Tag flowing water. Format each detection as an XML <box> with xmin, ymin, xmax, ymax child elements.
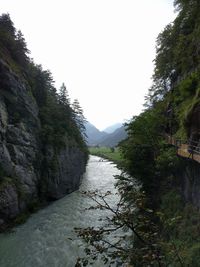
<box><xmin>0</xmin><ymin>156</ymin><xmax>121</xmax><ymax>267</ymax></box>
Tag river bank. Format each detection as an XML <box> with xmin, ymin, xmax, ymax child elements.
<box><xmin>0</xmin><ymin>156</ymin><xmax>121</xmax><ymax>267</ymax></box>
<box><xmin>89</xmin><ymin>146</ymin><xmax>124</xmax><ymax>167</ymax></box>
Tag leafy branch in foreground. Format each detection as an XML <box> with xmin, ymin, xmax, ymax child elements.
<box><xmin>74</xmin><ymin>175</ymin><xmax>185</xmax><ymax>267</ymax></box>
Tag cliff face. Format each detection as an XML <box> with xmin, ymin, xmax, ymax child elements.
<box><xmin>44</xmin><ymin>146</ymin><xmax>86</xmax><ymax>200</ymax></box>
<box><xmin>179</xmin><ymin>159</ymin><xmax>200</xmax><ymax>209</ymax></box>
<box><xmin>0</xmin><ymin>59</ymin><xmax>87</xmax><ymax>227</ymax></box>
<box><xmin>187</xmin><ymin>104</ymin><xmax>200</xmax><ymax>143</ymax></box>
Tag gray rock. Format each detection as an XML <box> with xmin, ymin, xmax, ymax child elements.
<box><xmin>0</xmin><ymin>184</ymin><xmax>19</xmax><ymax>219</ymax></box>
<box><xmin>0</xmin><ymin>59</ymin><xmax>87</xmax><ymax>228</ymax></box>
<box><xmin>181</xmin><ymin>160</ymin><xmax>200</xmax><ymax>208</ymax></box>
<box><xmin>46</xmin><ymin>146</ymin><xmax>86</xmax><ymax>199</ymax></box>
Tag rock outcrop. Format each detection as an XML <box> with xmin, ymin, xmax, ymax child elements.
<box><xmin>180</xmin><ymin>159</ymin><xmax>200</xmax><ymax>209</ymax></box>
<box><xmin>0</xmin><ymin>59</ymin><xmax>87</xmax><ymax>227</ymax></box>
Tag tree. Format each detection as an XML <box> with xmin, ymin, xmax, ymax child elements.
<box><xmin>75</xmin><ymin>185</ymin><xmax>184</xmax><ymax>267</ymax></box>
<box><xmin>72</xmin><ymin>99</ymin><xmax>87</xmax><ymax>138</ymax></box>
<box><xmin>58</xmin><ymin>83</ymin><xmax>70</xmax><ymax>106</ymax></box>
<box><xmin>0</xmin><ymin>13</ymin><xmax>17</xmax><ymax>58</ymax></box>
<box><xmin>0</xmin><ymin>13</ymin><xmax>15</xmax><ymax>36</ymax></box>
<box><xmin>14</xmin><ymin>30</ymin><xmax>29</xmax><ymax>65</ymax></box>
<box><xmin>75</xmin><ymin>2</ymin><xmax>200</xmax><ymax>265</ymax></box>
<box><xmin>29</xmin><ymin>64</ymin><xmax>56</xmax><ymax>107</ymax></box>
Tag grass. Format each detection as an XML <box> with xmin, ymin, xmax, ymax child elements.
<box><xmin>89</xmin><ymin>146</ymin><xmax>124</xmax><ymax>165</ymax></box>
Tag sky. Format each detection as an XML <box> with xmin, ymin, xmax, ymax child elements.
<box><xmin>0</xmin><ymin>0</ymin><xmax>176</xmax><ymax>130</ymax></box>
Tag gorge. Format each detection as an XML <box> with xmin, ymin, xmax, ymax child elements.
<box><xmin>0</xmin><ymin>14</ymin><xmax>88</xmax><ymax>229</ymax></box>
<box><xmin>1</xmin><ymin>1</ymin><xmax>200</xmax><ymax>265</ymax></box>
<box><xmin>0</xmin><ymin>156</ymin><xmax>120</xmax><ymax>267</ymax></box>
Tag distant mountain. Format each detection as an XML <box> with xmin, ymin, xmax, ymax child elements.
<box><xmin>85</xmin><ymin>122</ymin><xmax>108</xmax><ymax>146</ymax></box>
<box><xmin>97</xmin><ymin>125</ymin><xmax>127</xmax><ymax>147</ymax></box>
<box><xmin>85</xmin><ymin>122</ymin><xmax>127</xmax><ymax>147</ymax></box>
<box><xmin>103</xmin><ymin>123</ymin><xmax>123</xmax><ymax>134</ymax></box>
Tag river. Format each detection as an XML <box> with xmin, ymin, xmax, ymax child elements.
<box><xmin>0</xmin><ymin>156</ymin><xmax>121</xmax><ymax>267</ymax></box>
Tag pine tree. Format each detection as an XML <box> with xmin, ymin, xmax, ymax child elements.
<box><xmin>0</xmin><ymin>13</ymin><xmax>15</xmax><ymax>36</ymax></box>
<box><xmin>72</xmin><ymin>99</ymin><xmax>87</xmax><ymax>137</ymax></box>
<box><xmin>58</xmin><ymin>83</ymin><xmax>70</xmax><ymax>106</ymax></box>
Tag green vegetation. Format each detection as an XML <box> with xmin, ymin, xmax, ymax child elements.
<box><xmin>89</xmin><ymin>146</ymin><xmax>123</xmax><ymax>165</ymax></box>
<box><xmin>118</xmin><ymin>0</ymin><xmax>200</xmax><ymax>264</ymax></box>
<box><xmin>146</xmin><ymin>0</ymin><xmax>200</xmax><ymax>141</ymax></box>
<box><xmin>1</xmin><ymin>3</ymin><xmax>200</xmax><ymax>265</ymax></box>
<box><xmin>0</xmin><ymin>13</ymin><xmax>88</xmax><ymax>189</ymax></box>
<box><xmin>159</xmin><ymin>191</ymin><xmax>200</xmax><ymax>266</ymax></box>
<box><xmin>0</xmin><ymin>13</ymin><xmax>29</xmax><ymax>74</ymax></box>
<box><xmin>0</xmin><ymin>13</ymin><xmax>89</xmax><ymax>229</ymax></box>
<box><xmin>78</xmin><ymin>1</ymin><xmax>200</xmax><ymax>266</ymax></box>
<box><xmin>0</xmin><ymin>13</ymin><xmax>88</xmax><ymax>153</ymax></box>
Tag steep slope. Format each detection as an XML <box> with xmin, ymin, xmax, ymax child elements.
<box><xmin>85</xmin><ymin>122</ymin><xmax>108</xmax><ymax>145</ymax></box>
<box><xmin>98</xmin><ymin>125</ymin><xmax>127</xmax><ymax>147</ymax></box>
<box><xmin>0</xmin><ymin>14</ymin><xmax>88</xmax><ymax>228</ymax></box>
<box><xmin>103</xmin><ymin>123</ymin><xmax>123</xmax><ymax>134</ymax></box>
<box><xmin>118</xmin><ymin>2</ymin><xmax>200</xmax><ymax>265</ymax></box>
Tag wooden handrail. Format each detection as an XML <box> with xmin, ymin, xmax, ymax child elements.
<box><xmin>165</xmin><ymin>134</ymin><xmax>200</xmax><ymax>163</ymax></box>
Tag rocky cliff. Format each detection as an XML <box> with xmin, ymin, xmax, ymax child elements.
<box><xmin>0</xmin><ymin>54</ymin><xmax>87</xmax><ymax>228</ymax></box>
<box><xmin>178</xmin><ymin>159</ymin><xmax>200</xmax><ymax>209</ymax></box>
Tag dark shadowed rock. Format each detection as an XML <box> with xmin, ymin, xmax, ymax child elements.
<box><xmin>0</xmin><ymin>184</ymin><xmax>19</xmax><ymax>220</ymax></box>
<box><xmin>0</xmin><ymin>59</ymin><xmax>87</xmax><ymax>227</ymax></box>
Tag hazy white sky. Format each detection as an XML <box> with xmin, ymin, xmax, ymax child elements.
<box><xmin>1</xmin><ymin>0</ymin><xmax>176</xmax><ymax>130</ymax></box>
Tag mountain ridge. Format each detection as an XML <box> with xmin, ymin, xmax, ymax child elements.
<box><xmin>85</xmin><ymin>122</ymin><xmax>127</xmax><ymax>147</ymax></box>
<box><xmin>103</xmin><ymin>123</ymin><xmax>123</xmax><ymax>134</ymax></box>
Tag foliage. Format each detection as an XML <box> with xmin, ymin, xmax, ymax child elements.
<box><xmin>0</xmin><ymin>13</ymin><xmax>29</xmax><ymax>70</ymax></box>
<box><xmin>75</xmin><ymin>1</ymin><xmax>200</xmax><ymax>265</ymax></box>
<box><xmin>75</xmin><ymin>187</ymin><xmax>162</xmax><ymax>266</ymax></box>
<box><xmin>75</xmin><ymin>180</ymin><xmax>190</xmax><ymax>267</ymax></box>
<box><xmin>145</xmin><ymin>0</ymin><xmax>200</xmax><ymax>140</ymax></box>
<box><xmin>159</xmin><ymin>190</ymin><xmax>200</xmax><ymax>266</ymax></box>
<box><xmin>72</xmin><ymin>98</ymin><xmax>87</xmax><ymax>139</ymax></box>
<box><xmin>0</xmin><ymin>13</ymin><xmax>88</xmax><ymax>153</ymax></box>
<box><xmin>119</xmin><ymin>106</ymin><xmax>179</xmax><ymax>200</ymax></box>
<box><xmin>0</xmin><ymin>13</ymin><xmax>88</xmax><ymax>194</ymax></box>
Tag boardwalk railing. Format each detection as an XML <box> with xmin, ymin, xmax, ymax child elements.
<box><xmin>187</xmin><ymin>139</ymin><xmax>200</xmax><ymax>155</ymax></box>
<box><xmin>165</xmin><ymin>135</ymin><xmax>200</xmax><ymax>164</ymax></box>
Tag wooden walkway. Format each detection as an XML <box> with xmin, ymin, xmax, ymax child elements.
<box><xmin>166</xmin><ymin>135</ymin><xmax>200</xmax><ymax>164</ymax></box>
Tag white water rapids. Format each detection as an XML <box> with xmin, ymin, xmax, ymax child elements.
<box><xmin>0</xmin><ymin>156</ymin><xmax>121</xmax><ymax>267</ymax></box>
